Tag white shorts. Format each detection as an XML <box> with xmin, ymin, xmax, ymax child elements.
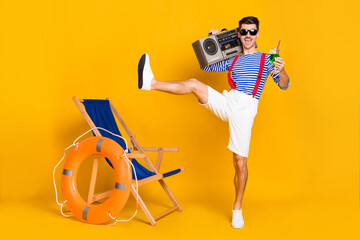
<box><xmin>200</xmin><ymin>86</ymin><xmax>259</xmax><ymax>157</ymax></box>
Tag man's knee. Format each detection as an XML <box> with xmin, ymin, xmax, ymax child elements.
<box><xmin>233</xmin><ymin>154</ymin><xmax>247</xmax><ymax>173</ymax></box>
<box><xmin>186</xmin><ymin>78</ymin><xmax>208</xmax><ymax>103</ymax></box>
<box><xmin>187</xmin><ymin>78</ymin><xmax>202</xmax><ymax>91</ymax></box>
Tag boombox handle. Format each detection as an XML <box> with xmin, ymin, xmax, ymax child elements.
<box><xmin>208</xmin><ymin>28</ymin><xmax>257</xmax><ymax>48</ymax></box>
<box><xmin>208</xmin><ymin>28</ymin><xmax>228</xmax><ymax>36</ymax></box>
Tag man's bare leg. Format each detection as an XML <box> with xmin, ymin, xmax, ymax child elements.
<box><xmin>233</xmin><ymin>153</ymin><xmax>248</xmax><ymax>209</ymax></box>
<box><xmin>232</xmin><ymin>153</ymin><xmax>247</xmax><ymax>228</ymax></box>
<box><xmin>151</xmin><ymin>78</ymin><xmax>209</xmax><ymax>104</ymax></box>
<box><xmin>138</xmin><ymin>53</ymin><xmax>208</xmax><ymax>104</ymax></box>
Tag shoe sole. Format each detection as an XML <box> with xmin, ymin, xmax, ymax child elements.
<box><xmin>138</xmin><ymin>54</ymin><xmax>146</xmax><ymax>89</ymax></box>
<box><xmin>232</xmin><ymin>224</ymin><xmax>244</xmax><ymax>229</ymax></box>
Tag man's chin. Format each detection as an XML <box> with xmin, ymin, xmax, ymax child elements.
<box><xmin>243</xmin><ymin>44</ymin><xmax>255</xmax><ymax>50</ymax></box>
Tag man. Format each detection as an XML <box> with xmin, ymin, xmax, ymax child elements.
<box><xmin>137</xmin><ymin>16</ymin><xmax>289</xmax><ymax>228</ymax></box>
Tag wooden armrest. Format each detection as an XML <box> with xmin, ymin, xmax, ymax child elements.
<box><xmin>136</xmin><ymin>147</ymin><xmax>179</xmax><ymax>152</ymax></box>
<box><xmin>126</xmin><ymin>153</ymin><xmax>146</xmax><ymax>159</ymax></box>
<box><xmin>134</xmin><ymin>174</ymin><xmax>163</xmax><ymax>187</ymax></box>
<box><xmin>162</xmin><ymin>147</ymin><xmax>178</xmax><ymax>152</ymax></box>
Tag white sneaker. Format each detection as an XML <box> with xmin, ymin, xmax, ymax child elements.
<box><xmin>138</xmin><ymin>53</ymin><xmax>154</xmax><ymax>90</ymax></box>
<box><xmin>231</xmin><ymin>209</ymin><xmax>245</xmax><ymax>229</ymax></box>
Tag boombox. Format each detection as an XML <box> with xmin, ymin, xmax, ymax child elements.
<box><xmin>192</xmin><ymin>28</ymin><xmax>257</xmax><ymax>68</ymax></box>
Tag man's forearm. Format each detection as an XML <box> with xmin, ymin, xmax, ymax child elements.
<box><xmin>279</xmin><ymin>69</ymin><xmax>289</xmax><ymax>87</ymax></box>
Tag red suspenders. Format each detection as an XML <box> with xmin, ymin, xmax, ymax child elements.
<box><xmin>252</xmin><ymin>53</ymin><xmax>266</xmax><ymax>97</ymax></box>
<box><xmin>227</xmin><ymin>55</ymin><xmax>239</xmax><ymax>89</ymax></box>
<box><xmin>227</xmin><ymin>53</ymin><xmax>266</xmax><ymax>98</ymax></box>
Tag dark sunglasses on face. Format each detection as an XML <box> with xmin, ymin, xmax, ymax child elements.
<box><xmin>239</xmin><ymin>29</ymin><xmax>258</xmax><ymax>36</ymax></box>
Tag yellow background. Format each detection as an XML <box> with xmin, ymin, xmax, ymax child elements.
<box><xmin>0</xmin><ymin>0</ymin><xmax>359</xmax><ymax>239</ymax></box>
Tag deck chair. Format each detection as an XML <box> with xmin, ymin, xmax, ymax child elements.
<box><xmin>72</xmin><ymin>96</ymin><xmax>184</xmax><ymax>225</ymax></box>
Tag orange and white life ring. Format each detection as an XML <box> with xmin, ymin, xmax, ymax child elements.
<box><xmin>61</xmin><ymin>136</ymin><xmax>132</xmax><ymax>224</ymax></box>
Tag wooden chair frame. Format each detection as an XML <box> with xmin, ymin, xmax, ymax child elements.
<box><xmin>72</xmin><ymin>96</ymin><xmax>184</xmax><ymax>225</ymax></box>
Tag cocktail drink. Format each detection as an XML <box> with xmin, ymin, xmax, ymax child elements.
<box><xmin>269</xmin><ymin>48</ymin><xmax>279</xmax><ymax>65</ymax></box>
<box><xmin>269</xmin><ymin>48</ymin><xmax>279</xmax><ymax>74</ymax></box>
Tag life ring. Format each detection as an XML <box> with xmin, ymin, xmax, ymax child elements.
<box><xmin>61</xmin><ymin>136</ymin><xmax>132</xmax><ymax>224</ymax></box>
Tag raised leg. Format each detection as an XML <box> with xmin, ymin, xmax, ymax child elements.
<box><xmin>151</xmin><ymin>78</ymin><xmax>209</xmax><ymax>104</ymax></box>
<box><xmin>138</xmin><ymin>54</ymin><xmax>209</xmax><ymax>104</ymax></box>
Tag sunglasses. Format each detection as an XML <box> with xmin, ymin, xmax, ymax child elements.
<box><xmin>239</xmin><ymin>29</ymin><xmax>258</xmax><ymax>36</ymax></box>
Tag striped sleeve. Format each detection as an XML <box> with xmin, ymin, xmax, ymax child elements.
<box><xmin>201</xmin><ymin>58</ymin><xmax>231</xmax><ymax>72</ymax></box>
<box><xmin>266</xmin><ymin>56</ymin><xmax>289</xmax><ymax>90</ymax></box>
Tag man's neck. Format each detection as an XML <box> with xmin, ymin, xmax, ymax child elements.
<box><xmin>243</xmin><ymin>47</ymin><xmax>258</xmax><ymax>55</ymax></box>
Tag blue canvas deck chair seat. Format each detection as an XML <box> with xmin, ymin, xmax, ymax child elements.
<box><xmin>73</xmin><ymin>97</ymin><xmax>184</xmax><ymax>226</ymax></box>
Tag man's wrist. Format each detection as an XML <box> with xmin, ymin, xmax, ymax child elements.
<box><xmin>279</xmin><ymin>80</ymin><xmax>288</xmax><ymax>87</ymax></box>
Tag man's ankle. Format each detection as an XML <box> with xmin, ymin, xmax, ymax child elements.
<box><xmin>150</xmin><ymin>78</ymin><xmax>156</xmax><ymax>89</ymax></box>
<box><xmin>233</xmin><ymin>204</ymin><xmax>242</xmax><ymax>210</ymax></box>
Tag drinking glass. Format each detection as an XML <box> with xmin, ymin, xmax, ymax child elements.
<box><xmin>269</xmin><ymin>48</ymin><xmax>280</xmax><ymax>73</ymax></box>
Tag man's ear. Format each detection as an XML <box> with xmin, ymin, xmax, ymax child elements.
<box><xmin>237</xmin><ymin>31</ymin><xmax>240</xmax><ymax>38</ymax></box>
